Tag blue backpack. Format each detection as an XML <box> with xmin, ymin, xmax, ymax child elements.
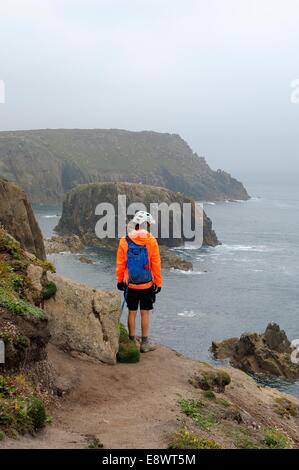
<box><xmin>126</xmin><ymin>236</ymin><xmax>152</xmax><ymax>285</ymax></box>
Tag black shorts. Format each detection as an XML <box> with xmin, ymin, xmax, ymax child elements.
<box><xmin>125</xmin><ymin>286</ymin><xmax>156</xmax><ymax>311</ymax></box>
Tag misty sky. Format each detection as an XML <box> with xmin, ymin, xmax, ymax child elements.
<box><xmin>0</xmin><ymin>0</ymin><xmax>299</xmax><ymax>175</ymax></box>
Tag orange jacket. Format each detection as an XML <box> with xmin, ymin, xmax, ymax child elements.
<box><xmin>116</xmin><ymin>229</ymin><xmax>162</xmax><ymax>289</ymax></box>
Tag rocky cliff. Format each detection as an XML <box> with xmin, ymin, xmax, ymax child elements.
<box><xmin>0</xmin><ymin>129</ymin><xmax>249</xmax><ymax>203</ymax></box>
<box><xmin>55</xmin><ymin>182</ymin><xmax>219</xmax><ymax>248</ymax></box>
<box><xmin>0</xmin><ymin>178</ymin><xmax>46</xmax><ymax>259</ymax></box>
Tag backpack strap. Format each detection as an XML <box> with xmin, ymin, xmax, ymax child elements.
<box><xmin>126</xmin><ymin>235</ymin><xmax>138</xmax><ymax>246</ymax></box>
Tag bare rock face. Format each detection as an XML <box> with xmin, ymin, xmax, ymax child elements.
<box><xmin>211</xmin><ymin>323</ymin><xmax>299</xmax><ymax>379</ymax></box>
<box><xmin>43</xmin><ymin>273</ymin><xmax>120</xmax><ymax>364</ymax></box>
<box><xmin>0</xmin><ymin>178</ymin><xmax>46</xmax><ymax>259</ymax></box>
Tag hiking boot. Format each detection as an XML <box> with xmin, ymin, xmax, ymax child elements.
<box><xmin>140</xmin><ymin>341</ymin><xmax>157</xmax><ymax>353</ymax></box>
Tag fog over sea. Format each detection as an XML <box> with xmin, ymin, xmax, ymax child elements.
<box><xmin>34</xmin><ymin>174</ymin><xmax>299</xmax><ymax>398</ymax></box>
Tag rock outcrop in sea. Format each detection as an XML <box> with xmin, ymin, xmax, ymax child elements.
<box><xmin>56</xmin><ymin>182</ymin><xmax>219</xmax><ymax>245</ymax></box>
<box><xmin>0</xmin><ymin>129</ymin><xmax>250</xmax><ymax>203</ymax></box>
<box><xmin>54</xmin><ymin>181</ymin><xmax>219</xmax><ymax>270</ymax></box>
<box><xmin>211</xmin><ymin>323</ymin><xmax>299</xmax><ymax>379</ymax></box>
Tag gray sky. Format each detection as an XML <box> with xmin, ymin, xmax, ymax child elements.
<box><xmin>0</xmin><ymin>0</ymin><xmax>299</xmax><ymax>175</ymax></box>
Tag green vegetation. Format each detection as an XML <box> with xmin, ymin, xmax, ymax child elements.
<box><xmin>262</xmin><ymin>428</ymin><xmax>292</xmax><ymax>449</ymax></box>
<box><xmin>179</xmin><ymin>399</ymin><xmax>216</xmax><ymax>431</ymax></box>
<box><xmin>117</xmin><ymin>323</ymin><xmax>140</xmax><ymax>364</ymax></box>
<box><xmin>169</xmin><ymin>428</ymin><xmax>221</xmax><ymax>449</ymax></box>
<box><xmin>42</xmin><ymin>281</ymin><xmax>57</xmax><ymax>300</ymax></box>
<box><xmin>33</xmin><ymin>258</ymin><xmax>56</xmax><ymax>273</ymax></box>
<box><xmin>215</xmin><ymin>420</ymin><xmax>293</xmax><ymax>449</ymax></box>
<box><xmin>0</xmin><ymin>288</ymin><xmax>45</xmax><ymax>319</ymax></box>
<box><xmin>203</xmin><ymin>390</ymin><xmax>216</xmax><ymax>400</ymax></box>
<box><xmin>14</xmin><ymin>335</ymin><xmax>31</xmax><ymax>351</ymax></box>
<box><xmin>0</xmin><ymin>375</ymin><xmax>47</xmax><ymax>438</ymax></box>
<box><xmin>0</xmin><ymin>237</ymin><xmax>21</xmax><ymax>259</ymax></box>
<box><xmin>0</xmin><ymin>261</ymin><xmax>24</xmax><ymax>293</ymax></box>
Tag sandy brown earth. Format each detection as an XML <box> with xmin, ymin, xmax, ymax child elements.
<box><xmin>1</xmin><ymin>344</ymin><xmax>299</xmax><ymax>449</ymax></box>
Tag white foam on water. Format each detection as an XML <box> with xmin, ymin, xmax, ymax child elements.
<box><xmin>41</xmin><ymin>214</ymin><xmax>60</xmax><ymax>218</ymax></box>
<box><xmin>170</xmin><ymin>268</ymin><xmax>205</xmax><ymax>275</ymax></box>
<box><xmin>177</xmin><ymin>310</ymin><xmax>196</xmax><ymax>317</ymax></box>
<box><xmin>215</xmin><ymin>244</ymin><xmax>277</xmax><ymax>253</ymax></box>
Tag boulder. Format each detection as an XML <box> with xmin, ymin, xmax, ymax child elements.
<box><xmin>211</xmin><ymin>323</ymin><xmax>299</xmax><ymax>379</ymax></box>
<box><xmin>189</xmin><ymin>365</ymin><xmax>231</xmax><ymax>393</ymax></box>
<box><xmin>43</xmin><ymin>273</ymin><xmax>120</xmax><ymax>364</ymax></box>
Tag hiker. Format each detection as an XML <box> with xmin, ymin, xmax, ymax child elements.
<box><xmin>116</xmin><ymin>211</ymin><xmax>162</xmax><ymax>353</ymax></box>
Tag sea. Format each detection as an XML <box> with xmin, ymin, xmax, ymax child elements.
<box><xmin>34</xmin><ymin>174</ymin><xmax>299</xmax><ymax>398</ymax></box>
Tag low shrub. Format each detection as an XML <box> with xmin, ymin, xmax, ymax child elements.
<box><xmin>169</xmin><ymin>427</ymin><xmax>221</xmax><ymax>449</ymax></box>
<box><xmin>42</xmin><ymin>281</ymin><xmax>57</xmax><ymax>300</ymax></box>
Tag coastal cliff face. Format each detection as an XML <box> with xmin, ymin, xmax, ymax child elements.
<box><xmin>0</xmin><ymin>178</ymin><xmax>46</xmax><ymax>259</ymax></box>
<box><xmin>55</xmin><ymin>182</ymin><xmax>219</xmax><ymax>248</ymax></box>
<box><xmin>0</xmin><ymin>129</ymin><xmax>249</xmax><ymax>203</ymax></box>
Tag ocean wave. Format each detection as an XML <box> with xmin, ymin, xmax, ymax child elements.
<box><xmin>171</xmin><ymin>244</ymin><xmax>202</xmax><ymax>251</ymax></box>
<box><xmin>214</xmin><ymin>244</ymin><xmax>277</xmax><ymax>253</ymax></box>
<box><xmin>170</xmin><ymin>268</ymin><xmax>205</xmax><ymax>275</ymax></box>
<box><xmin>41</xmin><ymin>214</ymin><xmax>60</xmax><ymax>219</ymax></box>
<box><xmin>177</xmin><ymin>310</ymin><xmax>196</xmax><ymax>317</ymax></box>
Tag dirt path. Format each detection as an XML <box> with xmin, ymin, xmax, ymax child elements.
<box><xmin>1</xmin><ymin>344</ymin><xmax>299</xmax><ymax>449</ymax></box>
<box><xmin>1</xmin><ymin>345</ymin><xmax>196</xmax><ymax>449</ymax></box>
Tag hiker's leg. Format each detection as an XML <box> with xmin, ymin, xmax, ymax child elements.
<box><xmin>140</xmin><ymin>310</ymin><xmax>156</xmax><ymax>352</ymax></box>
<box><xmin>140</xmin><ymin>310</ymin><xmax>150</xmax><ymax>337</ymax></box>
<box><xmin>128</xmin><ymin>310</ymin><xmax>137</xmax><ymax>338</ymax></box>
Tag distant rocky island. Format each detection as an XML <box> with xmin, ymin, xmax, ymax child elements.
<box><xmin>0</xmin><ymin>129</ymin><xmax>249</xmax><ymax>203</ymax></box>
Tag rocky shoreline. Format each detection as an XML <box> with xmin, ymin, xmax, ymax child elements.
<box><xmin>44</xmin><ymin>234</ymin><xmax>193</xmax><ymax>271</ymax></box>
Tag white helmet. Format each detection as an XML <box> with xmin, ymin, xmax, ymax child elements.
<box><xmin>132</xmin><ymin>210</ymin><xmax>156</xmax><ymax>226</ymax></box>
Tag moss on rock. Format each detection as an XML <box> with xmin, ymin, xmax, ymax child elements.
<box><xmin>117</xmin><ymin>323</ymin><xmax>140</xmax><ymax>364</ymax></box>
<box><xmin>190</xmin><ymin>368</ymin><xmax>231</xmax><ymax>393</ymax></box>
